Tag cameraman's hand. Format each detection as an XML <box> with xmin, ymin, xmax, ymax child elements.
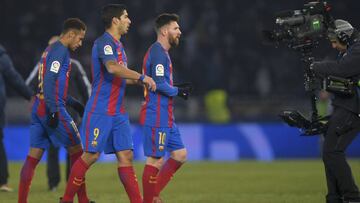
<box><xmin>47</xmin><ymin>112</ymin><xmax>59</xmax><ymax>129</ymax></box>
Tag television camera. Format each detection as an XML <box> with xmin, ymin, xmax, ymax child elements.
<box><xmin>263</xmin><ymin>1</ymin><xmax>336</xmax><ymax>136</ymax></box>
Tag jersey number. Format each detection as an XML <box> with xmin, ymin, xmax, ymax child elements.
<box><xmin>94</xmin><ymin>128</ymin><xmax>100</xmax><ymax>140</ymax></box>
<box><xmin>158</xmin><ymin>132</ymin><xmax>166</xmax><ymax>145</ymax></box>
<box><xmin>38</xmin><ymin>63</ymin><xmax>45</xmax><ymax>94</ymax></box>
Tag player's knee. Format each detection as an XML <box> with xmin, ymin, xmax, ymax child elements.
<box><xmin>82</xmin><ymin>152</ymin><xmax>100</xmax><ymax>165</ymax></box>
<box><xmin>171</xmin><ymin>149</ymin><xmax>187</xmax><ymax>163</ymax></box>
<box><xmin>146</xmin><ymin>157</ymin><xmax>164</xmax><ymax>168</ymax></box>
<box><xmin>117</xmin><ymin>150</ymin><xmax>134</xmax><ymax>164</ymax></box>
<box><xmin>29</xmin><ymin>148</ymin><xmax>44</xmax><ymax>159</ymax></box>
<box><xmin>67</xmin><ymin>144</ymin><xmax>83</xmax><ymax>155</ymax></box>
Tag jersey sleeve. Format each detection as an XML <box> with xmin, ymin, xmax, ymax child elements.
<box><xmin>150</xmin><ymin>47</ymin><xmax>178</xmax><ymax>97</ymax></box>
<box><xmin>43</xmin><ymin>48</ymin><xmax>64</xmax><ymax>113</ymax></box>
<box><xmin>97</xmin><ymin>39</ymin><xmax>117</xmax><ymax>66</ymax></box>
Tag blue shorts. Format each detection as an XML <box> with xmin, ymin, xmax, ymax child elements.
<box><xmin>30</xmin><ymin>108</ymin><xmax>81</xmax><ymax>149</ymax></box>
<box><xmin>143</xmin><ymin>123</ymin><xmax>185</xmax><ymax>157</ymax></box>
<box><xmin>81</xmin><ymin>111</ymin><xmax>133</xmax><ymax>154</ymax></box>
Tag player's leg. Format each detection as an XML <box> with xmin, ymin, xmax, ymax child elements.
<box><xmin>47</xmin><ymin>144</ymin><xmax>60</xmax><ymax>191</ymax></box>
<box><xmin>154</xmin><ymin>124</ymin><xmax>186</xmax><ymax>197</ymax></box>
<box><xmin>18</xmin><ymin>147</ymin><xmax>44</xmax><ymax>203</ymax></box>
<box><xmin>67</xmin><ymin>144</ymin><xmax>92</xmax><ymax>203</ymax></box>
<box><xmin>143</xmin><ymin>156</ymin><xmax>163</xmax><ymax>203</ymax></box>
<box><xmin>57</xmin><ymin>111</ymin><xmax>88</xmax><ymax>203</ymax></box>
<box><xmin>110</xmin><ymin>115</ymin><xmax>142</xmax><ymax>203</ymax></box>
<box><xmin>18</xmin><ymin>114</ymin><xmax>48</xmax><ymax>203</ymax></box>
<box><xmin>61</xmin><ymin>151</ymin><xmax>99</xmax><ymax>203</ymax></box>
<box><xmin>141</xmin><ymin>126</ymin><xmax>170</xmax><ymax>203</ymax></box>
<box><xmin>155</xmin><ymin>148</ymin><xmax>186</xmax><ymax>193</ymax></box>
<box><xmin>61</xmin><ymin>112</ymin><xmax>110</xmax><ymax>202</ymax></box>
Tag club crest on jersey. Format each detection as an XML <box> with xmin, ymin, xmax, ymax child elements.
<box><xmin>91</xmin><ymin>140</ymin><xmax>98</xmax><ymax>147</ymax></box>
<box><xmin>104</xmin><ymin>45</ymin><xmax>113</xmax><ymax>55</ymax></box>
<box><xmin>155</xmin><ymin>64</ymin><xmax>164</xmax><ymax>76</ymax></box>
<box><xmin>50</xmin><ymin>61</ymin><xmax>60</xmax><ymax>73</ymax></box>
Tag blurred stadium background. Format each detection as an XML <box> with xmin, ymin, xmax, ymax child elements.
<box><xmin>0</xmin><ymin>0</ymin><xmax>360</xmax><ymax>202</ymax></box>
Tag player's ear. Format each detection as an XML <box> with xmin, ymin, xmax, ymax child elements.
<box><xmin>112</xmin><ymin>17</ymin><xmax>119</xmax><ymax>26</ymax></box>
<box><xmin>160</xmin><ymin>27</ymin><xmax>167</xmax><ymax>36</ymax></box>
<box><xmin>67</xmin><ymin>30</ymin><xmax>76</xmax><ymax>39</ymax></box>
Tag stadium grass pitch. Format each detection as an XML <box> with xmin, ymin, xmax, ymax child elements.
<box><xmin>1</xmin><ymin>160</ymin><xmax>359</xmax><ymax>203</ymax></box>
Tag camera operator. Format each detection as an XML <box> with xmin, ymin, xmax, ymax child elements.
<box><xmin>311</xmin><ymin>19</ymin><xmax>360</xmax><ymax>203</ymax></box>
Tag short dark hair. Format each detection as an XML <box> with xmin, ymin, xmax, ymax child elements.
<box><xmin>62</xmin><ymin>18</ymin><xmax>86</xmax><ymax>34</ymax></box>
<box><xmin>155</xmin><ymin>13</ymin><xmax>179</xmax><ymax>32</ymax></box>
<box><xmin>101</xmin><ymin>4</ymin><xmax>127</xmax><ymax>29</ymax></box>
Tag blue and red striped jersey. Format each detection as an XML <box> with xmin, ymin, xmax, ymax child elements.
<box><xmin>33</xmin><ymin>41</ymin><xmax>71</xmax><ymax>116</ymax></box>
<box><xmin>85</xmin><ymin>32</ymin><xmax>128</xmax><ymax>115</ymax></box>
<box><xmin>140</xmin><ymin>42</ymin><xmax>179</xmax><ymax>128</ymax></box>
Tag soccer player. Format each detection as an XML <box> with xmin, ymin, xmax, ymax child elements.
<box><xmin>26</xmin><ymin>35</ymin><xmax>91</xmax><ymax>191</ymax></box>
<box><xmin>60</xmin><ymin>4</ymin><xmax>156</xmax><ymax>203</ymax></box>
<box><xmin>17</xmin><ymin>18</ymin><xmax>92</xmax><ymax>203</ymax></box>
<box><xmin>139</xmin><ymin>13</ymin><xmax>192</xmax><ymax>203</ymax></box>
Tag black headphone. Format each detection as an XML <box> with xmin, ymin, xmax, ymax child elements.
<box><xmin>337</xmin><ymin>31</ymin><xmax>351</xmax><ymax>45</ymax></box>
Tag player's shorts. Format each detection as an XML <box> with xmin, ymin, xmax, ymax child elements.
<box><xmin>30</xmin><ymin>107</ymin><xmax>81</xmax><ymax>149</ymax></box>
<box><xmin>143</xmin><ymin>123</ymin><xmax>185</xmax><ymax>157</ymax></box>
<box><xmin>81</xmin><ymin>111</ymin><xmax>133</xmax><ymax>154</ymax></box>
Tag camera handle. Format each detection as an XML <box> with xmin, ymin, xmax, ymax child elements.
<box><xmin>297</xmin><ymin>43</ymin><xmax>319</xmax><ymax>123</ymax></box>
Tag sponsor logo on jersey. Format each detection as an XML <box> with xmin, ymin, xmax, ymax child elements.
<box><xmin>50</xmin><ymin>61</ymin><xmax>60</xmax><ymax>73</ymax></box>
<box><xmin>155</xmin><ymin>64</ymin><xmax>164</xmax><ymax>76</ymax></box>
<box><xmin>104</xmin><ymin>45</ymin><xmax>113</xmax><ymax>55</ymax></box>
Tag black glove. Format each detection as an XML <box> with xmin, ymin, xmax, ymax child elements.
<box><xmin>175</xmin><ymin>82</ymin><xmax>194</xmax><ymax>100</ymax></box>
<box><xmin>47</xmin><ymin>112</ymin><xmax>59</xmax><ymax>129</ymax></box>
<box><xmin>177</xmin><ymin>86</ymin><xmax>192</xmax><ymax>100</ymax></box>
<box><xmin>67</xmin><ymin>96</ymin><xmax>85</xmax><ymax>117</ymax></box>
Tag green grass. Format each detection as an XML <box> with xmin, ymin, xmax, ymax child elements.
<box><xmin>2</xmin><ymin>160</ymin><xmax>360</xmax><ymax>203</ymax></box>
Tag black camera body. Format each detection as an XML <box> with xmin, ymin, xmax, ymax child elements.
<box><xmin>264</xmin><ymin>1</ymin><xmax>334</xmax><ymax>47</ymax></box>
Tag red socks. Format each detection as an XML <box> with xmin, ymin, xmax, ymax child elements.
<box><xmin>118</xmin><ymin>166</ymin><xmax>142</xmax><ymax>203</ymax></box>
<box><xmin>62</xmin><ymin>157</ymin><xmax>89</xmax><ymax>202</ymax></box>
<box><xmin>18</xmin><ymin>156</ymin><xmax>40</xmax><ymax>203</ymax></box>
<box><xmin>70</xmin><ymin>151</ymin><xmax>89</xmax><ymax>203</ymax></box>
<box><xmin>142</xmin><ymin>165</ymin><xmax>159</xmax><ymax>203</ymax></box>
<box><xmin>154</xmin><ymin>158</ymin><xmax>182</xmax><ymax>196</ymax></box>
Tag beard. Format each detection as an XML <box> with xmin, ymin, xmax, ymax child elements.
<box><xmin>169</xmin><ymin>35</ymin><xmax>179</xmax><ymax>47</ymax></box>
<box><xmin>119</xmin><ymin>25</ymin><xmax>128</xmax><ymax>35</ymax></box>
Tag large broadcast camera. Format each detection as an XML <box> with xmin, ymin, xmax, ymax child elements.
<box><xmin>264</xmin><ymin>1</ymin><xmax>333</xmax><ymax>48</ymax></box>
<box><xmin>264</xmin><ymin>1</ymin><xmax>335</xmax><ymax>136</ymax></box>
